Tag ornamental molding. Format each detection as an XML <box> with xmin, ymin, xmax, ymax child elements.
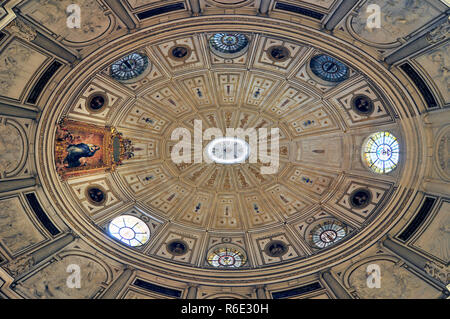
<box><xmin>426</xmin><ymin>17</ymin><xmax>450</xmax><ymax>44</ymax></box>
<box><xmin>4</xmin><ymin>17</ymin><xmax>37</xmax><ymax>42</ymax></box>
<box><xmin>424</xmin><ymin>261</ymin><xmax>450</xmax><ymax>285</ymax></box>
<box><xmin>4</xmin><ymin>254</ymin><xmax>35</xmax><ymax>278</ymax></box>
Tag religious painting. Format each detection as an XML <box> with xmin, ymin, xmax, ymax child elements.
<box><xmin>55</xmin><ymin>120</ymin><xmax>134</xmax><ymax>179</ymax></box>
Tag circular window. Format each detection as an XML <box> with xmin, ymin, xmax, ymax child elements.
<box><xmin>207</xmin><ymin>245</ymin><xmax>247</xmax><ymax>268</ymax></box>
<box><xmin>264</xmin><ymin>240</ymin><xmax>288</xmax><ymax>257</ymax></box>
<box><xmin>363</xmin><ymin>131</ymin><xmax>399</xmax><ymax>174</ymax></box>
<box><xmin>206</xmin><ymin>137</ymin><xmax>250</xmax><ymax>164</ymax></box>
<box><xmin>309</xmin><ymin>54</ymin><xmax>349</xmax><ymax>83</ymax></box>
<box><xmin>87</xmin><ymin>93</ymin><xmax>107</xmax><ymax>113</ymax></box>
<box><xmin>166</xmin><ymin>239</ymin><xmax>188</xmax><ymax>256</ymax></box>
<box><xmin>108</xmin><ymin>215</ymin><xmax>150</xmax><ymax>247</ymax></box>
<box><xmin>310</xmin><ymin>220</ymin><xmax>347</xmax><ymax>249</ymax></box>
<box><xmin>351</xmin><ymin>95</ymin><xmax>374</xmax><ymax>116</ymax></box>
<box><xmin>110</xmin><ymin>52</ymin><xmax>149</xmax><ymax>82</ymax></box>
<box><xmin>349</xmin><ymin>188</ymin><xmax>372</xmax><ymax>209</ymax></box>
<box><xmin>86</xmin><ymin>185</ymin><xmax>106</xmax><ymax>205</ymax></box>
<box><xmin>209</xmin><ymin>33</ymin><xmax>249</xmax><ymax>58</ymax></box>
<box><xmin>267</xmin><ymin>45</ymin><xmax>290</xmax><ymax>62</ymax></box>
<box><xmin>170</xmin><ymin>45</ymin><xmax>192</xmax><ymax>60</ymax></box>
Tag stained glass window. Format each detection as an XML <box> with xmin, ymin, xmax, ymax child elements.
<box><xmin>209</xmin><ymin>33</ymin><xmax>249</xmax><ymax>56</ymax></box>
<box><xmin>309</xmin><ymin>54</ymin><xmax>349</xmax><ymax>83</ymax></box>
<box><xmin>311</xmin><ymin>220</ymin><xmax>347</xmax><ymax>249</ymax></box>
<box><xmin>363</xmin><ymin>131</ymin><xmax>399</xmax><ymax>174</ymax></box>
<box><xmin>108</xmin><ymin>215</ymin><xmax>150</xmax><ymax>247</ymax></box>
<box><xmin>110</xmin><ymin>52</ymin><xmax>149</xmax><ymax>82</ymax></box>
<box><xmin>207</xmin><ymin>245</ymin><xmax>247</xmax><ymax>268</ymax></box>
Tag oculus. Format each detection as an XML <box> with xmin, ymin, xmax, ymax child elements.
<box><xmin>170</xmin><ymin>45</ymin><xmax>192</xmax><ymax>60</ymax></box>
<box><xmin>166</xmin><ymin>239</ymin><xmax>188</xmax><ymax>256</ymax></box>
<box><xmin>87</xmin><ymin>94</ymin><xmax>106</xmax><ymax>112</ymax></box>
<box><xmin>207</xmin><ymin>244</ymin><xmax>247</xmax><ymax>268</ymax></box>
<box><xmin>363</xmin><ymin>131</ymin><xmax>399</xmax><ymax>174</ymax></box>
<box><xmin>351</xmin><ymin>95</ymin><xmax>374</xmax><ymax>116</ymax></box>
<box><xmin>108</xmin><ymin>215</ymin><xmax>150</xmax><ymax>247</ymax></box>
<box><xmin>110</xmin><ymin>52</ymin><xmax>149</xmax><ymax>82</ymax></box>
<box><xmin>264</xmin><ymin>240</ymin><xmax>288</xmax><ymax>257</ymax></box>
<box><xmin>206</xmin><ymin>137</ymin><xmax>250</xmax><ymax>164</ymax></box>
<box><xmin>309</xmin><ymin>220</ymin><xmax>347</xmax><ymax>249</ymax></box>
<box><xmin>309</xmin><ymin>54</ymin><xmax>349</xmax><ymax>83</ymax></box>
<box><xmin>267</xmin><ymin>45</ymin><xmax>290</xmax><ymax>62</ymax></box>
<box><xmin>349</xmin><ymin>188</ymin><xmax>372</xmax><ymax>209</ymax></box>
<box><xmin>86</xmin><ymin>185</ymin><xmax>106</xmax><ymax>205</ymax></box>
<box><xmin>209</xmin><ymin>33</ymin><xmax>249</xmax><ymax>58</ymax></box>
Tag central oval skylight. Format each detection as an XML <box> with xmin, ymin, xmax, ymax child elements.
<box><xmin>206</xmin><ymin>137</ymin><xmax>250</xmax><ymax>164</ymax></box>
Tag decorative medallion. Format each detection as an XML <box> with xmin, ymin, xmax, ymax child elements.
<box><xmin>267</xmin><ymin>45</ymin><xmax>290</xmax><ymax>62</ymax></box>
<box><xmin>264</xmin><ymin>240</ymin><xmax>288</xmax><ymax>257</ymax></box>
<box><xmin>87</xmin><ymin>93</ymin><xmax>107</xmax><ymax>113</ymax></box>
<box><xmin>351</xmin><ymin>94</ymin><xmax>374</xmax><ymax>116</ymax></box>
<box><xmin>169</xmin><ymin>45</ymin><xmax>192</xmax><ymax>60</ymax></box>
<box><xmin>349</xmin><ymin>188</ymin><xmax>372</xmax><ymax>209</ymax></box>
<box><xmin>86</xmin><ymin>185</ymin><xmax>107</xmax><ymax>205</ymax></box>
<box><xmin>167</xmin><ymin>239</ymin><xmax>189</xmax><ymax>256</ymax></box>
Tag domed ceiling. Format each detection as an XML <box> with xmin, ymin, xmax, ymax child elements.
<box><xmin>42</xmin><ymin>27</ymin><xmax>407</xmax><ymax>272</ymax></box>
<box><xmin>0</xmin><ymin>0</ymin><xmax>449</xmax><ymax>299</ymax></box>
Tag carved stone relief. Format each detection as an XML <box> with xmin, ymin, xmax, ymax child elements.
<box><xmin>0</xmin><ymin>119</ymin><xmax>25</xmax><ymax>178</ymax></box>
<box><xmin>0</xmin><ymin>40</ymin><xmax>47</xmax><ymax>99</ymax></box>
<box><xmin>413</xmin><ymin>200</ymin><xmax>450</xmax><ymax>264</ymax></box>
<box><xmin>351</xmin><ymin>0</ymin><xmax>441</xmax><ymax>46</ymax></box>
<box><xmin>19</xmin><ymin>0</ymin><xmax>112</xmax><ymax>45</ymax></box>
<box><xmin>414</xmin><ymin>41</ymin><xmax>450</xmax><ymax>104</ymax></box>
<box><xmin>348</xmin><ymin>259</ymin><xmax>441</xmax><ymax>299</ymax></box>
<box><xmin>0</xmin><ymin>197</ymin><xmax>45</xmax><ymax>255</ymax></box>
<box><xmin>14</xmin><ymin>253</ymin><xmax>109</xmax><ymax>298</ymax></box>
<box><xmin>435</xmin><ymin>127</ymin><xmax>450</xmax><ymax>181</ymax></box>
